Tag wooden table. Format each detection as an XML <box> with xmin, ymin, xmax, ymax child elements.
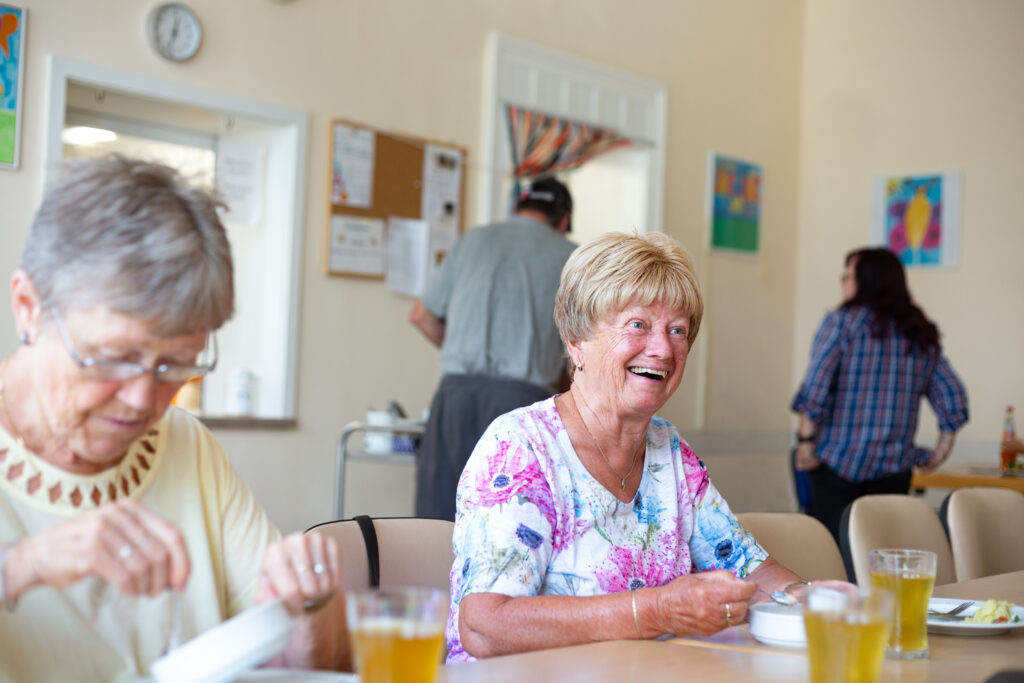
<box><xmin>438</xmin><ymin>571</ymin><xmax>1024</xmax><ymax>682</ymax></box>
<box><xmin>912</xmin><ymin>465</ymin><xmax>1024</xmax><ymax>494</ymax></box>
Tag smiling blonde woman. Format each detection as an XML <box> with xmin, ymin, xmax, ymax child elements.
<box><xmin>447</xmin><ymin>231</ymin><xmax>805</xmax><ymax>662</ymax></box>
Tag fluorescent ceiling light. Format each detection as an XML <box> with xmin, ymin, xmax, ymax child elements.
<box><xmin>62</xmin><ymin>126</ymin><xmax>118</xmax><ymax>145</ymax></box>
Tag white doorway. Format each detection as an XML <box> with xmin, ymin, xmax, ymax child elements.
<box><xmin>564</xmin><ymin>145</ymin><xmax>653</xmax><ymax>245</ymax></box>
<box><xmin>479</xmin><ymin>34</ymin><xmax>666</xmax><ymax>240</ymax></box>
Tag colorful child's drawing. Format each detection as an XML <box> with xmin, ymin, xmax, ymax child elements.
<box><xmin>870</xmin><ymin>172</ymin><xmax>962</xmax><ymax>268</ymax></box>
<box><xmin>0</xmin><ymin>3</ymin><xmax>25</xmax><ymax>168</ymax></box>
<box><xmin>709</xmin><ymin>154</ymin><xmax>761</xmax><ymax>254</ymax></box>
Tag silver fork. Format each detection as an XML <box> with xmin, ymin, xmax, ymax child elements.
<box><xmin>928</xmin><ymin>600</ymin><xmax>972</xmax><ymax>617</ymax></box>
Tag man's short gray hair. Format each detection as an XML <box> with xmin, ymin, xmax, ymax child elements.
<box><xmin>554</xmin><ymin>231</ymin><xmax>703</xmax><ymax>347</ymax></box>
<box><xmin>22</xmin><ymin>155</ymin><xmax>234</xmax><ymax>336</ymax></box>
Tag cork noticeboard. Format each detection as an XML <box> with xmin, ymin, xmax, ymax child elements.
<box><xmin>324</xmin><ymin>118</ymin><xmax>467</xmax><ymax>279</ymax></box>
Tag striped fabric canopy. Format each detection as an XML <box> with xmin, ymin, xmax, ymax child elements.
<box><xmin>506</xmin><ymin>105</ymin><xmax>630</xmax><ymax>203</ymax></box>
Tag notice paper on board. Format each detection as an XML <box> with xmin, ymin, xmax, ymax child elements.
<box><xmin>329</xmin><ymin>216</ymin><xmax>385</xmax><ymax>276</ymax></box>
<box><xmin>331</xmin><ymin>123</ymin><xmax>375</xmax><ymax>208</ymax></box>
<box><xmin>386</xmin><ymin>217</ymin><xmax>430</xmax><ymax>297</ymax></box>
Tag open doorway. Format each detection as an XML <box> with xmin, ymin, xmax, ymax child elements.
<box><xmin>480</xmin><ymin>34</ymin><xmax>666</xmax><ymax>241</ymax></box>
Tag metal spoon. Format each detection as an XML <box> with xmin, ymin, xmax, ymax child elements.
<box><xmin>760</xmin><ymin>589</ymin><xmax>798</xmax><ymax>607</ymax></box>
<box><xmin>161</xmin><ymin>592</ymin><xmax>182</xmax><ymax>657</ymax></box>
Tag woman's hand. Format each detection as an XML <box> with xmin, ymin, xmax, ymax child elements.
<box><xmin>645</xmin><ymin>570</ymin><xmax>758</xmax><ymax>637</ymax></box>
<box><xmin>257</xmin><ymin>531</ymin><xmax>342</xmax><ymax>616</ymax></box>
<box><xmin>6</xmin><ymin>500</ymin><xmax>190</xmax><ymax>600</ymax></box>
<box><xmin>794</xmin><ymin>442</ymin><xmax>821</xmax><ymax>471</ymax></box>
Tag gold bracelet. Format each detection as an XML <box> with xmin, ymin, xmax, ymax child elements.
<box><xmin>631</xmin><ymin>589</ymin><xmax>643</xmax><ymax>639</ymax></box>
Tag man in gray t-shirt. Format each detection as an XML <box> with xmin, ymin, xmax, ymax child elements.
<box><xmin>409</xmin><ymin>177</ymin><xmax>578</xmax><ymax>520</ymax></box>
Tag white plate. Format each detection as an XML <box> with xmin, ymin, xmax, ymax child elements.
<box><xmin>749</xmin><ymin>602</ymin><xmax>807</xmax><ymax>648</ymax></box>
<box><xmin>150</xmin><ymin>599</ymin><xmax>295</xmax><ymax>683</ymax></box>
<box><xmin>927</xmin><ymin>598</ymin><xmax>1024</xmax><ymax>636</ymax></box>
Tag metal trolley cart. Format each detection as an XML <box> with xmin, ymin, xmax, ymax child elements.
<box><xmin>334</xmin><ymin>420</ymin><xmax>424</xmax><ymax>520</ymax></box>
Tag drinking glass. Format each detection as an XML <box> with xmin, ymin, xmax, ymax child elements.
<box><xmin>802</xmin><ymin>583</ymin><xmax>893</xmax><ymax>683</ymax></box>
<box><xmin>345</xmin><ymin>587</ymin><xmax>448</xmax><ymax>683</ymax></box>
<box><xmin>867</xmin><ymin>549</ymin><xmax>936</xmax><ymax>659</ymax></box>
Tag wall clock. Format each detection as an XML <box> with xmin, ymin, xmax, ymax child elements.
<box><xmin>147</xmin><ymin>3</ymin><xmax>203</xmax><ymax>62</ymax></box>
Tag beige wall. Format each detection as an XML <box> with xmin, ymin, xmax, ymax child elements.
<box><xmin>1</xmin><ymin>0</ymin><xmax>805</xmax><ymax>531</ymax></box>
<box><xmin>5</xmin><ymin>1</ymin><xmax>1019</xmax><ymax>532</ymax></box>
<box><xmin>796</xmin><ymin>0</ymin><xmax>1024</xmax><ymax>464</ymax></box>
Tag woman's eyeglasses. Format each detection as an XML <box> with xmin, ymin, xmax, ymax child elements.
<box><xmin>50</xmin><ymin>307</ymin><xmax>217</xmax><ymax>383</ymax></box>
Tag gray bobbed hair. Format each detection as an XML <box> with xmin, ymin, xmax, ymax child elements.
<box><xmin>21</xmin><ymin>155</ymin><xmax>234</xmax><ymax>336</ymax></box>
<box><xmin>554</xmin><ymin>231</ymin><xmax>703</xmax><ymax>347</ymax></box>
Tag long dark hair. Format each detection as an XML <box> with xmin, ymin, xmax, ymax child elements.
<box><xmin>841</xmin><ymin>247</ymin><xmax>939</xmax><ymax>353</ymax></box>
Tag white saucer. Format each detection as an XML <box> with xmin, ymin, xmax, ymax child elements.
<box><xmin>749</xmin><ymin>602</ymin><xmax>807</xmax><ymax>648</ymax></box>
<box><xmin>150</xmin><ymin>599</ymin><xmax>295</xmax><ymax>683</ymax></box>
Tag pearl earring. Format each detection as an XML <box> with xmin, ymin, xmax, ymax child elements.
<box><xmin>575</xmin><ymin>358</ymin><xmax>583</xmax><ymax>371</ymax></box>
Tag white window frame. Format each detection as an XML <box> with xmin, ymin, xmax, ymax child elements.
<box><xmin>42</xmin><ymin>56</ymin><xmax>307</xmax><ymax>420</ymax></box>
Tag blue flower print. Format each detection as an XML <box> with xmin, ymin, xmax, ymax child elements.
<box><xmin>516</xmin><ymin>523</ymin><xmax>544</xmax><ymax>549</ymax></box>
<box><xmin>691</xmin><ymin>500</ymin><xmax>764</xmax><ymax>576</ymax></box>
<box><xmin>633</xmin><ymin>491</ymin><xmax>666</xmax><ymax>527</ymax></box>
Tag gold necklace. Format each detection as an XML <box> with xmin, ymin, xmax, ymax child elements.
<box><xmin>571</xmin><ymin>390</ymin><xmax>645</xmax><ymax>490</ymax></box>
<box><xmin>0</xmin><ymin>358</ymin><xmax>25</xmax><ymax>449</ymax></box>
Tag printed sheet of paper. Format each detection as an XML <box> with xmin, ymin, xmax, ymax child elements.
<box><xmin>386</xmin><ymin>217</ymin><xmax>430</xmax><ymax>297</ymax></box>
<box><xmin>328</xmin><ymin>216</ymin><xmax>385</xmax><ymax>276</ymax></box>
<box><xmin>421</xmin><ymin>144</ymin><xmax>462</xmax><ymax>284</ymax></box>
<box><xmin>331</xmin><ymin>123</ymin><xmax>375</xmax><ymax>208</ymax></box>
<box><xmin>421</xmin><ymin>144</ymin><xmax>462</xmax><ymax>225</ymax></box>
<box><xmin>215</xmin><ymin>140</ymin><xmax>266</xmax><ymax>227</ymax></box>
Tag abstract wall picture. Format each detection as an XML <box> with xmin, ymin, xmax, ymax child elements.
<box><xmin>870</xmin><ymin>172</ymin><xmax>962</xmax><ymax>268</ymax></box>
<box><xmin>0</xmin><ymin>3</ymin><xmax>25</xmax><ymax>169</ymax></box>
<box><xmin>707</xmin><ymin>152</ymin><xmax>762</xmax><ymax>254</ymax></box>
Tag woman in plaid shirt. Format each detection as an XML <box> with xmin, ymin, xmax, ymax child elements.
<box><xmin>791</xmin><ymin>248</ymin><xmax>969</xmax><ymax>541</ymax></box>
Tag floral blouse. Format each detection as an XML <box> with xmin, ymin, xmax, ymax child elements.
<box><xmin>446</xmin><ymin>397</ymin><xmax>767</xmax><ymax>663</ymax></box>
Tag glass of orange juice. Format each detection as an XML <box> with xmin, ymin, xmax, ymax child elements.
<box><xmin>802</xmin><ymin>583</ymin><xmax>893</xmax><ymax>683</ymax></box>
<box><xmin>346</xmin><ymin>587</ymin><xmax>448</xmax><ymax>683</ymax></box>
<box><xmin>867</xmin><ymin>549</ymin><xmax>936</xmax><ymax>659</ymax></box>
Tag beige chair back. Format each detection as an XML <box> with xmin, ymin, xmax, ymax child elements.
<box><xmin>308</xmin><ymin>517</ymin><xmax>455</xmax><ymax>592</ymax></box>
<box><xmin>945</xmin><ymin>487</ymin><xmax>1024</xmax><ymax>581</ymax></box>
<box><xmin>737</xmin><ymin>512</ymin><xmax>848</xmax><ymax>581</ymax></box>
<box><xmin>843</xmin><ymin>494</ymin><xmax>956</xmax><ymax>586</ymax></box>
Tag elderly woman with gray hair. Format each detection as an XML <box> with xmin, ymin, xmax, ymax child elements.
<box><xmin>0</xmin><ymin>156</ymin><xmax>349</xmax><ymax>679</ymax></box>
<box><xmin>447</xmin><ymin>231</ymin><xmax>806</xmax><ymax>662</ymax></box>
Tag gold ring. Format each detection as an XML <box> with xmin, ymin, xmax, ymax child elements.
<box><xmin>725</xmin><ymin>602</ymin><xmax>733</xmax><ymax>627</ymax></box>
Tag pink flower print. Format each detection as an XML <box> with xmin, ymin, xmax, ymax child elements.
<box><xmin>594</xmin><ymin>535</ymin><xmax>678</xmax><ymax>593</ymax></box>
<box><xmin>677</xmin><ymin>439</ymin><xmax>709</xmax><ymax>501</ymax></box>
<box><xmin>471</xmin><ymin>440</ymin><xmax>559</xmax><ymax>540</ymax></box>
<box><xmin>532</xmin><ymin>401</ymin><xmax>567</xmax><ymax>441</ymax></box>
<box><xmin>474</xmin><ymin>440</ymin><xmax>544</xmax><ymax>506</ymax></box>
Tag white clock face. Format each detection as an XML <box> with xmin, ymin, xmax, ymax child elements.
<box><xmin>148</xmin><ymin>3</ymin><xmax>202</xmax><ymax>62</ymax></box>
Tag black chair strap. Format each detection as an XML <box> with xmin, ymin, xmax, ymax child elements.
<box><xmin>353</xmin><ymin>514</ymin><xmax>380</xmax><ymax>588</ymax></box>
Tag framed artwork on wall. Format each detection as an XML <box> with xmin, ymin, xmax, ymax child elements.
<box><xmin>870</xmin><ymin>171</ymin><xmax>962</xmax><ymax>268</ymax></box>
<box><xmin>706</xmin><ymin>152</ymin><xmax>762</xmax><ymax>255</ymax></box>
<box><xmin>0</xmin><ymin>2</ymin><xmax>25</xmax><ymax>170</ymax></box>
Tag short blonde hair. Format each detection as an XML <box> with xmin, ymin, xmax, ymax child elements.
<box><xmin>554</xmin><ymin>231</ymin><xmax>703</xmax><ymax>346</ymax></box>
